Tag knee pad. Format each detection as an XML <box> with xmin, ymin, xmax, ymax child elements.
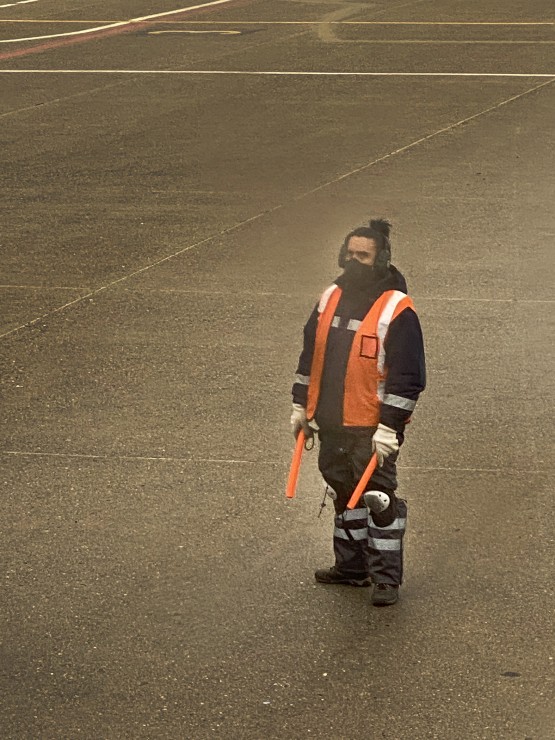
<box><xmin>364</xmin><ymin>490</ymin><xmax>398</xmax><ymax>527</ymax></box>
<box><xmin>363</xmin><ymin>490</ymin><xmax>390</xmax><ymax>514</ymax></box>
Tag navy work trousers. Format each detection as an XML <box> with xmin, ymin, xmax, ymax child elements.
<box><xmin>317</xmin><ymin>428</ymin><xmax>407</xmax><ymax>586</ymax></box>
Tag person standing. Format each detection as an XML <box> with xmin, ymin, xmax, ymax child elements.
<box><xmin>291</xmin><ymin>219</ymin><xmax>426</xmax><ymax>605</ymax></box>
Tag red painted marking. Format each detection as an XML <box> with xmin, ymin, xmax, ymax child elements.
<box><xmin>0</xmin><ymin>0</ymin><xmax>253</xmax><ymax>62</ymax></box>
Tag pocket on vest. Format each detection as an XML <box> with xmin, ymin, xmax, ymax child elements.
<box><xmin>360</xmin><ymin>334</ymin><xmax>378</xmax><ymax>359</ymax></box>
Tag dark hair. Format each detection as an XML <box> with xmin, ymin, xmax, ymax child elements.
<box><xmin>348</xmin><ymin>219</ymin><xmax>391</xmax><ymax>252</ymax></box>
<box><xmin>338</xmin><ymin>218</ymin><xmax>392</xmax><ymax>271</ymax></box>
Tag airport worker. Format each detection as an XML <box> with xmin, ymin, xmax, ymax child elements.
<box><xmin>291</xmin><ymin>218</ymin><xmax>426</xmax><ymax>605</ymax></box>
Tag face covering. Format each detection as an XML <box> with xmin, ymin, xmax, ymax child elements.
<box><xmin>342</xmin><ymin>259</ymin><xmax>377</xmax><ymax>290</ymax></box>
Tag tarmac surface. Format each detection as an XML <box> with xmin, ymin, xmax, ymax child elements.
<box><xmin>1</xmin><ymin>1</ymin><xmax>554</xmax><ymax>738</ymax></box>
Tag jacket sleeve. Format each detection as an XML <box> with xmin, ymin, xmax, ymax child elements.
<box><xmin>381</xmin><ymin>308</ymin><xmax>426</xmax><ymax>432</ymax></box>
<box><xmin>292</xmin><ymin>304</ymin><xmax>319</xmax><ymax>407</ymax></box>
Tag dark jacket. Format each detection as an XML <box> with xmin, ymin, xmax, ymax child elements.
<box><xmin>292</xmin><ymin>266</ymin><xmax>426</xmax><ymax>432</ymax></box>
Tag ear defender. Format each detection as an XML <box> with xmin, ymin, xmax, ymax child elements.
<box><xmin>373</xmin><ymin>235</ymin><xmax>392</xmax><ymax>275</ymax></box>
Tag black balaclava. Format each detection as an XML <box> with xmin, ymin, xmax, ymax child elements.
<box><xmin>341</xmin><ymin>258</ymin><xmax>382</xmax><ymax>292</ymax></box>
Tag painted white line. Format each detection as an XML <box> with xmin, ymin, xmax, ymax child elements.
<box><xmin>1</xmin><ymin>19</ymin><xmax>554</xmax><ymax>25</ymax></box>
<box><xmin>0</xmin><ymin>18</ymin><xmax>127</xmax><ymax>41</ymax></box>
<box><xmin>329</xmin><ymin>40</ymin><xmax>555</xmax><ymax>45</ymax></box>
<box><xmin>0</xmin><ymin>284</ymin><xmax>90</xmax><ymax>290</ymax></box>
<box><xmin>0</xmin><ymin>0</ymin><xmax>236</xmax><ymax>43</ymax></box>
<box><xmin>0</xmin><ymin>19</ymin><xmax>115</xmax><ymax>23</ymax></box>
<box><xmin>144</xmin><ymin>20</ymin><xmax>555</xmax><ymax>25</ymax></box>
<box><xmin>0</xmin><ymin>0</ymin><xmax>37</xmax><ymax>7</ymax></box>
<box><xmin>149</xmin><ymin>29</ymin><xmax>241</xmax><ymax>35</ymax></box>
<box><xmin>132</xmin><ymin>0</ymin><xmax>233</xmax><ymax>23</ymax></box>
<box><xmin>1</xmin><ymin>69</ymin><xmax>554</xmax><ymax>77</ymax></box>
<box><xmin>0</xmin><ymin>76</ymin><xmax>552</xmax><ymax>341</ymax></box>
<box><xmin>335</xmin><ymin>21</ymin><xmax>555</xmax><ymax>25</ymax></box>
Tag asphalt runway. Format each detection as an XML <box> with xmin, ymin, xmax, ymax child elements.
<box><xmin>1</xmin><ymin>1</ymin><xmax>554</xmax><ymax>738</ymax></box>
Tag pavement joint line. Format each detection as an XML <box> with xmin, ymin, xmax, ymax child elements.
<box><xmin>0</xmin><ymin>451</ymin><xmax>549</xmax><ymax>473</ymax></box>
<box><xmin>293</xmin><ymin>76</ymin><xmax>555</xmax><ymax>201</ymax></box>
<box><xmin>413</xmin><ymin>297</ymin><xmax>555</xmax><ymax>303</ymax></box>
<box><xmin>400</xmin><ymin>465</ymin><xmax>551</xmax><ymax>473</ymax></box>
<box><xmin>1</xmin><ymin>75</ymin><xmax>552</xmax><ymax>342</ymax></box>
<box><xmin>0</xmin><ymin>0</ymin><xmax>237</xmax><ymax>43</ymax></box>
<box><xmin>0</xmin><ymin>77</ymin><xmax>130</xmax><ymax>120</ymax></box>
<box><xmin>1</xmin><ymin>70</ymin><xmax>554</xmax><ymax>78</ymax></box>
<box><xmin>0</xmin><ymin>204</ymin><xmax>284</xmax><ymax>341</ymax></box>
<box><xmin>117</xmin><ymin>288</ymin><xmax>555</xmax><ymax>303</ymax></box>
<box><xmin>0</xmin><ymin>450</ymin><xmax>273</xmax><ymax>465</ymax></box>
<box><xmin>121</xmin><ymin>287</ymin><xmax>295</xmax><ymax>297</ymax></box>
<box><xmin>3</xmin><ymin>284</ymin><xmax>551</xmax><ymax>302</ymax></box>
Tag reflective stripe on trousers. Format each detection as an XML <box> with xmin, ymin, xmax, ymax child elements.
<box><xmin>332</xmin><ymin>507</ymin><xmax>369</xmax><ymax>578</ymax></box>
<box><xmin>367</xmin><ymin>498</ymin><xmax>407</xmax><ymax>585</ymax></box>
<box><xmin>332</xmin><ymin>500</ymin><xmax>407</xmax><ymax>584</ymax></box>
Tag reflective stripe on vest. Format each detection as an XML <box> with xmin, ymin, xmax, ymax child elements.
<box><xmin>307</xmin><ymin>286</ymin><xmax>414</xmax><ymax>426</ymax></box>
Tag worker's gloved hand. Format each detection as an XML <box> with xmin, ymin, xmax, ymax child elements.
<box><xmin>372</xmin><ymin>423</ymin><xmax>399</xmax><ymax>466</ymax></box>
<box><xmin>290</xmin><ymin>403</ymin><xmax>314</xmax><ymax>439</ymax></box>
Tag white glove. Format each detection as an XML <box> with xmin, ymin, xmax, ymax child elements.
<box><xmin>372</xmin><ymin>423</ymin><xmax>399</xmax><ymax>466</ymax></box>
<box><xmin>290</xmin><ymin>403</ymin><xmax>316</xmax><ymax>439</ymax></box>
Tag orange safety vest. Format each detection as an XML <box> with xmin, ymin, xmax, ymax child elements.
<box><xmin>307</xmin><ymin>286</ymin><xmax>415</xmax><ymax>427</ymax></box>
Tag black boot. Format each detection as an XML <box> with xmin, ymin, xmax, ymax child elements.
<box><xmin>371</xmin><ymin>583</ymin><xmax>399</xmax><ymax>606</ymax></box>
<box><xmin>314</xmin><ymin>565</ymin><xmax>372</xmax><ymax>587</ymax></box>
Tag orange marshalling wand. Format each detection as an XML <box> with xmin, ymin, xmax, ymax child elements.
<box><xmin>285</xmin><ymin>431</ymin><xmax>306</xmax><ymax>499</ymax></box>
<box><xmin>346</xmin><ymin>453</ymin><xmax>378</xmax><ymax>509</ymax></box>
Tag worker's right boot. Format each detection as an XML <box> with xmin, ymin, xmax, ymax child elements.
<box><xmin>372</xmin><ymin>583</ymin><xmax>399</xmax><ymax>606</ymax></box>
<box><xmin>314</xmin><ymin>565</ymin><xmax>372</xmax><ymax>587</ymax></box>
